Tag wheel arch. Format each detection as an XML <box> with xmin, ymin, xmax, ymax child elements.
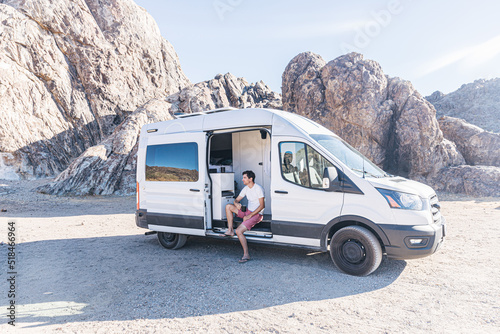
<box><xmin>320</xmin><ymin>215</ymin><xmax>389</xmax><ymax>252</ymax></box>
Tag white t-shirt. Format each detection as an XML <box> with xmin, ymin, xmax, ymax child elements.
<box><xmin>239</xmin><ymin>183</ymin><xmax>265</xmax><ymax>214</ymax></box>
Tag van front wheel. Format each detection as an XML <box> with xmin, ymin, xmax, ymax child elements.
<box><xmin>157</xmin><ymin>232</ymin><xmax>188</xmax><ymax>250</ymax></box>
<box><xmin>330</xmin><ymin>226</ymin><xmax>382</xmax><ymax>276</ymax></box>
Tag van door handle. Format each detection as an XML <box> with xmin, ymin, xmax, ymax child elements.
<box><xmin>190</xmin><ymin>189</ymin><xmax>200</xmax><ymax>192</ymax></box>
<box><xmin>275</xmin><ymin>190</ymin><xmax>288</xmax><ymax>194</ymax></box>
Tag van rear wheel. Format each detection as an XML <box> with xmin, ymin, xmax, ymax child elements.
<box><xmin>330</xmin><ymin>226</ymin><xmax>382</xmax><ymax>276</ymax></box>
<box><xmin>157</xmin><ymin>232</ymin><xmax>188</xmax><ymax>250</ymax></box>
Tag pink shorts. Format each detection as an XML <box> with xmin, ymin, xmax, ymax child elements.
<box><xmin>237</xmin><ymin>209</ymin><xmax>263</xmax><ymax>230</ymax></box>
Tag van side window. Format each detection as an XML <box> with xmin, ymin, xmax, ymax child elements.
<box><xmin>146</xmin><ymin>143</ymin><xmax>199</xmax><ymax>182</ymax></box>
<box><xmin>307</xmin><ymin>146</ymin><xmax>334</xmax><ymax>188</ymax></box>
<box><xmin>279</xmin><ymin>142</ymin><xmax>333</xmax><ymax>189</ymax></box>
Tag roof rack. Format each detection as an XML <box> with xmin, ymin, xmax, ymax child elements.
<box><xmin>174</xmin><ymin>107</ymin><xmax>238</xmax><ymax>119</ymax></box>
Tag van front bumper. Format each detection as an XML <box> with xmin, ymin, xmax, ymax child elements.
<box><xmin>381</xmin><ymin>217</ymin><xmax>446</xmax><ymax>260</ymax></box>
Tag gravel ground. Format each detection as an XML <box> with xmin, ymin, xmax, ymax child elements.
<box><xmin>0</xmin><ymin>179</ymin><xmax>499</xmax><ymax>333</ymax></box>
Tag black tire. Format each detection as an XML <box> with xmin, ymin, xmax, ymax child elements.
<box><xmin>157</xmin><ymin>232</ymin><xmax>188</xmax><ymax>250</ymax></box>
<box><xmin>330</xmin><ymin>226</ymin><xmax>382</xmax><ymax>276</ymax></box>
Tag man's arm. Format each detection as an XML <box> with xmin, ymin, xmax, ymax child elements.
<box><xmin>244</xmin><ymin>197</ymin><xmax>265</xmax><ymax>220</ymax></box>
<box><xmin>233</xmin><ymin>195</ymin><xmax>243</xmax><ymax>209</ymax></box>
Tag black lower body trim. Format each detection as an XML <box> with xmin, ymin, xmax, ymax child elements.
<box><xmin>147</xmin><ymin>212</ymin><xmax>205</xmax><ymax>229</ymax></box>
<box><xmin>135</xmin><ymin>209</ymin><xmax>148</xmax><ymax>229</ymax></box>
<box><xmin>271</xmin><ymin>220</ymin><xmax>323</xmax><ymax>239</ymax></box>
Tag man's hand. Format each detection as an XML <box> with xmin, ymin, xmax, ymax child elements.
<box><xmin>235</xmin><ymin>202</ymin><xmax>242</xmax><ymax>210</ymax></box>
<box><xmin>243</xmin><ymin>215</ymin><xmax>250</xmax><ymax>222</ymax></box>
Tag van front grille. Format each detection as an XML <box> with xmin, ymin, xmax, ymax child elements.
<box><xmin>430</xmin><ymin>194</ymin><xmax>441</xmax><ymax>224</ymax></box>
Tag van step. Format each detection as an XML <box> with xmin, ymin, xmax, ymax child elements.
<box><xmin>210</xmin><ymin>228</ymin><xmax>273</xmax><ymax>238</ymax></box>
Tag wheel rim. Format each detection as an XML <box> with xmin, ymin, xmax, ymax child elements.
<box><xmin>341</xmin><ymin>239</ymin><xmax>366</xmax><ymax>264</ymax></box>
<box><xmin>163</xmin><ymin>233</ymin><xmax>176</xmax><ymax>243</ymax></box>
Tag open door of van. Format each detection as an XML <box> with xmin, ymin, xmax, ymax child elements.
<box><xmin>141</xmin><ymin>132</ymin><xmax>207</xmax><ymax>236</ymax></box>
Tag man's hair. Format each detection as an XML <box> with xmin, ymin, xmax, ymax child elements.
<box><xmin>242</xmin><ymin>170</ymin><xmax>256</xmax><ymax>182</ymax></box>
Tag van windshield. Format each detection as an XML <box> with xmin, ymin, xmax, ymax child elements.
<box><xmin>310</xmin><ymin>134</ymin><xmax>389</xmax><ymax>178</ymax></box>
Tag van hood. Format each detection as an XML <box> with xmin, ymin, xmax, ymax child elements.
<box><xmin>367</xmin><ymin>176</ymin><xmax>436</xmax><ymax>198</ymax></box>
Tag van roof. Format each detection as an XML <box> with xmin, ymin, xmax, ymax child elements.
<box><xmin>143</xmin><ymin>108</ymin><xmax>334</xmax><ymax>138</ymax></box>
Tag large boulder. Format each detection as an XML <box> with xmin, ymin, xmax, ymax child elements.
<box><xmin>427</xmin><ymin>78</ymin><xmax>500</xmax><ymax>134</ymax></box>
<box><xmin>0</xmin><ymin>0</ymin><xmax>190</xmax><ymax>179</ymax></box>
<box><xmin>282</xmin><ymin>52</ymin><xmax>326</xmax><ymax>119</ymax></box>
<box><xmin>438</xmin><ymin>116</ymin><xmax>500</xmax><ymax>167</ymax></box>
<box><xmin>282</xmin><ymin>52</ymin><xmax>464</xmax><ymax>179</ymax></box>
<box><xmin>38</xmin><ymin>74</ymin><xmax>282</xmax><ymax>195</ymax></box>
<box><xmin>432</xmin><ymin>165</ymin><xmax>500</xmax><ymax>197</ymax></box>
<box><xmin>167</xmin><ymin>73</ymin><xmax>282</xmax><ymax>113</ymax></box>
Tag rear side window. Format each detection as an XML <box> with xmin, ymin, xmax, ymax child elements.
<box><xmin>146</xmin><ymin>143</ymin><xmax>199</xmax><ymax>182</ymax></box>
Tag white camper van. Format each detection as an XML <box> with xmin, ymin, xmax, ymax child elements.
<box><xmin>136</xmin><ymin>108</ymin><xmax>445</xmax><ymax>276</ymax></box>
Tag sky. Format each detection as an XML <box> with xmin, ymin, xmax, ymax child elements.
<box><xmin>134</xmin><ymin>0</ymin><xmax>500</xmax><ymax>96</ymax></box>
<box><xmin>147</xmin><ymin>143</ymin><xmax>198</xmax><ymax>170</ymax></box>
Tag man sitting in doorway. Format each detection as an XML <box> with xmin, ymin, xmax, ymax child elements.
<box><xmin>224</xmin><ymin>170</ymin><xmax>265</xmax><ymax>263</ymax></box>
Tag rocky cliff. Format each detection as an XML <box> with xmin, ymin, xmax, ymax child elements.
<box><xmin>0</xmin><ymin>0</ymin><xmax>189</xmax><ymax>179</ymax></box>
<box><xmin>427</xmin><ymin>79</ymin><xmax>500</xmax><ymax>133</ymax></box>
<box><xmin>37</xmin><ymin>74</ymin><xmax>282</xmax><ymax>195</ymax></box>
<box><xmin>282</xmin><ymin>52</ymin><xmax>464</xmax><ymax>180</ymax></box>
<box><xmin>2</xmin><ymin>1</ymin><xmax>498</xmax><ymax>197</ymax></box>
<box><xmin>38</xmin><ymin>99</ymin><xmax>173</xmax><ymax>196</ymax></box>
<box><xmin>283</xmin><ymin>52</ymin><xmax>500</xmax><ymax>196</ymax></box>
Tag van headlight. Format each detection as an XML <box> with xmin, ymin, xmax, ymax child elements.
<box><xmin>376</xmin><ymin>188</ymin><xmax>424</xmax><ymax>210</ymax></box>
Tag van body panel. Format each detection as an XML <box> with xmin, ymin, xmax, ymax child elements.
<box><xmin>270</xmin><ymin>135</ymin><xmax>344</xmax><ymax>236</ymax></box>
<box><xmin>141</xmin><ymin>131</ymin><xmax>207</xmax><ymax>232</ymax></box>
<box><xmin>390</xmin><ymin>208</ymin><xmax>434</xmax><ymax>226</ymax></box>
<box><xmin>340</xmin><ymin>187</ymin><xmax>397</xmax><ymax>226</ymax></box>
<box><xmin>368</xmin><ymin>177</ymin><xmax>436</xmax><ymax>199</ymax></box>
<box><xmin>271</xmin><ymin>113</ymin><xmax>307</xmax><ymax>137</ymax></box>
<box><xmin>319</xmin><ymin>215</ymin><xmax>391</xmax><ymax>250</ymax></box>
<box><xmin>203</xmin><ymin>109</ymin><xmax>273</xmax><ymax>131</ymax></box>
<box><xmin>272</xmin><ymin>110</ymin><xmax>333</xmax><ymax>137</ymax></box>
<box><xmin>155</xmin><ymin>118</ymin><xmax>204</xmax><ymax>135</ymax></box>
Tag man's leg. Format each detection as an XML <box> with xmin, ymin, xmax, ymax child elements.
<box><xmin>225</xmin><ymin>204</ymin><xmax>239</xmax><ymax>236</ymax></box>
<box><xmin>235</xmin><ymin>224</ymin><xmax>249</xmax><ymax>260</ymax></box>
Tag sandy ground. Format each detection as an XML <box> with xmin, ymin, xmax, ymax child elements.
<box><xmin>0</xmin><ymin>179</ymin><xmax>499</xmax><ymax>333</ymax></box>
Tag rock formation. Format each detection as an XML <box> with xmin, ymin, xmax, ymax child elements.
<box><xmin>167</xmin><ymin>73</ymin><xmax>282</xmax><ymax>114</ymax></box>
<box><xmin>0</xmin><ymin>0</ymin><xmax>189</xmax><ymax>179</ymax></box>
<box><xmin>38</xmin><ymin>99</ymin><xmax>173</xmax><ymax>196</ymax></box>
<box><xmin>282</xmin><ymin>52</ymin><xmax>464</xmax><ymax>180</ymax></box>
<box><xmin>38</xmin><ymin>74</ymin><xmax>282</xmax><ymax>195</ymax></box>
<box><xmin>2</xmin><ymin>0</ymin><xmax>497</xmax><ymax>197</ymax></box>
<box><xmin>425</xmin><ymin>90</ymin><xmax>446</xmax><ymax>104</ymax></box>
<box><xmin>427</xmin><ymin>79</ymin><xmax>500</xmax><ymax>133</ymax></box>
<box><xmin>438</xmin><ymin>116</ymin><xmax>500</xmax><ymax>167</ymax></box>
<box><xmin>433</xmin><ymin>165</ymin><xmax>500</xmax><ymax>197</ymax></box>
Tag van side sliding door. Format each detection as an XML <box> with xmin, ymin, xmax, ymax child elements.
<box><xmin>143</xmin><ymin>132</ymin><xmax>207</xmax><ymax>236</ymax></box>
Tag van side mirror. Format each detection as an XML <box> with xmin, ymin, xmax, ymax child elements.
<box><xmin>323</xmin><ymin>167</ymin><xmax>342</xmax><ymax>192</ymax></box>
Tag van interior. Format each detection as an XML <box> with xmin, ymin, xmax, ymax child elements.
<box><xmin>208</xmin><ymin>128</ymin><xmax>272</xmax><ymax>237</ymax></box>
